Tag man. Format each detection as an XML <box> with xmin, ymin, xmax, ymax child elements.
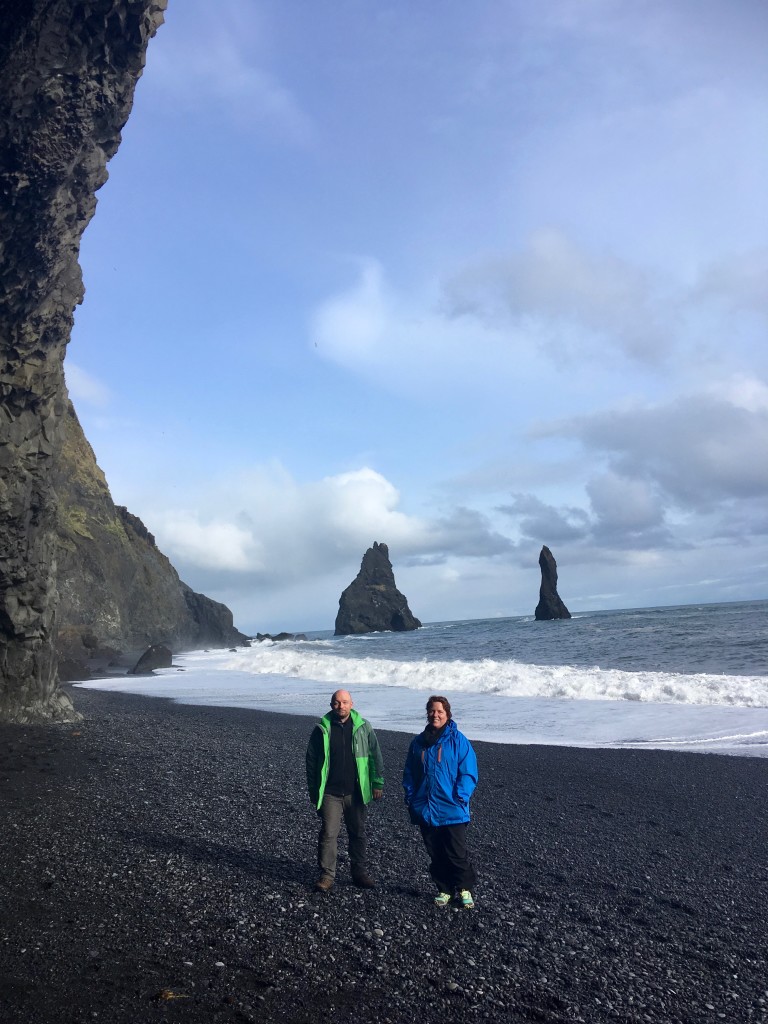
<box><xmin>306</xmin><ymin>689</ymin><xmax>384</xmax><ymax>892</ymax></box>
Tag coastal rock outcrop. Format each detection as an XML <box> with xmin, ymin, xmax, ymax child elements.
<box><xmin>54</xmin><ymin>402</ymin><xmax>249</xmax><ymax>679</ymax></box>
<box><xmin>129</xmin><ymin>644</ymin><xmax>172</xmax><ymax>675</ymax></box>
<box><xmin>534</xmin><ymin>545</ymin><xmax>572</xmax><ymax>620</ymax></box>
<box><xmin>0</xmin><ymin>1</ymin><xmax>167</xmax><ymax>722</ymax></box>
<box><xmin>335</xmin><ymin>542</ymin><xmax>421</xmax><ymax>636</ymax></box>
<box><xmin>255</xmin><ymin>632</ymin><xmax>308</xmax><ymax>642</ymax></box>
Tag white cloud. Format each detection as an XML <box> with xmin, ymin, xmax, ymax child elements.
<box><xmin>586</xmin><ymin>473</ymin><xmax>665</xmax><ymax>534</ymax></box>
<box><xmin>310</xmin><ymin>219</ymin><xmax>767</xmax><ymax>426</ymax></box>
<box><xmin>158</xmin><ymin>514</ymin><xmax>259</xmax><ymax>571</ymax></box>
<box><xmin>312</xmin><ymin>467</ymin><xmax>423</xmax><ymax>549</ymax></box>
<box><xmin>490</xmin><ymin>384</ymin><xmax>768</xmax><ymax>560</ymax></box>
<box><xmin>706</xmin><ymin>374</ymin><xmax>768</xmax><ymax>414</ymax></box>
<box><xmin>497</xmin><ymin>494</ymin><xmax>589</xmax><ymax>543</ymax></box>
<box><xmin>147</xmin><ymin>12</ymin><xmax>312</xmax><ymax>143</ymax></box>
<box><xmin>493</xmin><ymin>378</ymin><xmax>768</xmax><ymax>557</ymax></box>
<box><xmin>498</xmin><ymin>489</ymin><xmax>674</xmax><ymax>554</ymax></box>
<box><xmin>443</xmin><ymin>229</ymin><xmax>670</xmax><ymax>364</ymax></box>
<box><xmin>538</xmin><ymin>393</ymin><xmax>768</xmax><ymax>507</ymax></box>
<box><xmin>312</xmin><ymin>232</ymin><xmax>764</xmax><ymax>400</ymax></box>
<box><xmin>64</xmin><ymin>363</ymin><xmax>111</xmax><ymax>407</ymax></box>
<box><xmin>312</xmin><ymin>263</ymin><xmax>389</xmax><ymax>367</ymax></box>
<box><xmin>692</xmin><ymin>248</ymin><xmax>768</xmax><ymax>318</ymax></box>
<box><xmin>144</xmin><ymin>464</ymin><xmax>509</xmax><ymax>589</ymax></box>
<box><xmin>584</xmin><ymin>476</ymin><xmax>677</xmax><ymax>551</ymax></box>
<box><xmin>311</xmin><ymin>260</ymin><xmax>530</xmax><ymax>397</ymax></box>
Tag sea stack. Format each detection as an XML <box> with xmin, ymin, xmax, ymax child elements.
<box><xmin>335</xmin><ymin>542</ymin><xmax>422</xmax><ymax>636</ymax></box>
<box><xmin>534</xmin><ymin>545</ymin><xmax>572</xmax><ymax>620</ymax></box>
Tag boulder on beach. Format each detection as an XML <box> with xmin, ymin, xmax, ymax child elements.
<box><xmin>534</xmin><ymin>545</ymin><xmax>572</xmax><ymax>620</ymax></box>
<box><xmin>129</xmin><ymin>644</ymin><xmax>173</xmax><ymax>675</ymax></box>
<box><xmin>335</xmin><ymin>542</ymin><xmax>421</xmax><ymax>636</ymax></box>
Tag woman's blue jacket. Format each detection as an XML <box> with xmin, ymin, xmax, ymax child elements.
<box><xmin>402</xmin><ymin>719</ymin><xmax>478</xmax><ymax>826</ymax></box>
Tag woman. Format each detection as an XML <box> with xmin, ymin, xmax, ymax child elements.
<box><xmin>402</xmin><ymin>695</ymin><xmax>479</xmax><ymax>908</ymax></box>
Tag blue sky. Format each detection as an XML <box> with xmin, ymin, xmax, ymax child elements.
<box><xmin>66</xmin><ymin>0</ymin><xmax>768</xmax><ymax>633</ymax></box>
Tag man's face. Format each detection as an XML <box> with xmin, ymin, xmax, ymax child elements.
<box><xmin>427</xmin><ymin>702</ymin><xmax>448</xmax><ymax>728</ymax></box>
<box><xmin>330</xmin><ymin>691</ymin><xmax>353</xmax><ymax>722</ymax></box>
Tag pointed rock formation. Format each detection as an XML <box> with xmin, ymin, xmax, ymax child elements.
<box><xmin>335</xmin><ymin>542</ymin><xmax>422</xmax><ymax>636</ymax></box>
<box><xmin>534</xmin><ymin>545</ymin><xmax>572</xmax><ymax>620</ymax></box>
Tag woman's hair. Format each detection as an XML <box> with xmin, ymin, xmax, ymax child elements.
<box><xmin>426</xmin><ymin>695</ymin><xmax>452</xmax><ymax>720</ymax></box>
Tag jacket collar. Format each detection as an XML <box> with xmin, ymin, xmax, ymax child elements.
<box><xmin>321</xmin><ymin>707</ymin><xmax>363</xmax><ymax>731</ymax></box>
<box><xmin>419</xmin><ymin>718</ymin><xmax>456</xmax><ymax>744</ymax></box>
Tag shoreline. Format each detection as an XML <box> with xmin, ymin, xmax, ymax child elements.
<box><xmin>75</xmin><ymin>672</ymin><xmax>768</xmax><ymax>758</ymax></box>
<box><xmin>2</xmin><ymin>687</ymin><xmax>767</xmax><ymax>1023</ymax></box>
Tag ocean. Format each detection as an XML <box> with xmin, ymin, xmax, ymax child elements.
<box><xmin>78</xmin><ymin>600</ymin><xmax>768</xmax><ymax>757</ymax></box>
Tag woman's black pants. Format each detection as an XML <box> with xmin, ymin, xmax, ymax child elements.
<box><xmin>419</xmin><ymin>822</ymin><xmax>477</xmax><ymax>892</ymax></box>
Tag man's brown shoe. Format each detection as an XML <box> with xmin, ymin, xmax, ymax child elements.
<box><xmin>352</xmin><ymin>873</ymin><xmax>376</xmax><ymax>889</ymax></box>
<box><xmin>314</xmin><ymin>875</ymin><xmax>334</xmax><ymax>892</ymax></box>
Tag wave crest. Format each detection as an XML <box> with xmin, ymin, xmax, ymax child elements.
<box><xmin>211</xmin><ymin>645</ymin><xmax>768</xmax><ymax>708</ymax></box>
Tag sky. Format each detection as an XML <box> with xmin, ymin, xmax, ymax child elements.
<box><xmin>65</xmin><ymin>0</ymin><xmax>768</xmax><ymax>634</ymax></box>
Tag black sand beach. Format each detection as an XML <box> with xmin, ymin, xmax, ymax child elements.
<box><xmin>1</xmin><ymin>688</ymin><xmax>766</xmax><ymax>1024</ymax></box>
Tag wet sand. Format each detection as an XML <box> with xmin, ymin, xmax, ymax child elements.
<box><xmin>1</xmin><ymin>687</ymin><xmax>767</xmax><ymax>1023</ymax></box>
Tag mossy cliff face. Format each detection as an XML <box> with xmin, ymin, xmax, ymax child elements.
<box><xmin>54</xmin><ymin>402</ymin><xmax>249</xmax><ymax>680</ymax></box>
<box><xmin>0</xmin><ymin>2</ymin><xmax>167</xmax><ymax>722</ymax></box>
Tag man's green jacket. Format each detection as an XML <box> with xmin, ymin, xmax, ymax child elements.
<box><xmin>306</xmin><ymin>709</ymin><xmax>384</xmax><ymax>809</ymax></box>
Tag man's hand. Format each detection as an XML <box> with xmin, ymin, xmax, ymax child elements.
<box><xmin>373</xmin><ymin>788</ymin><xmax>383</xmax><ymax>800</ymax></box>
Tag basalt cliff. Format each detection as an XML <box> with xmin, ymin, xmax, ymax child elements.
<box><xmin>0</xmin><ymin>1</ymin><xmax>182</xmax><ymax>723</ymax></box>
<box><xmin>534</xmin><ymin>545</ymin><xmax>572</xmax><ymax>621</ymax></box>
<box><xmin>335</xmin><ymin>542</ymin><xmax>422</xmax><ymax>636</ymax></box>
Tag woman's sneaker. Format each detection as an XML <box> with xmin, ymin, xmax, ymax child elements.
<box><xmin>434</xmin><ymin>891</ymin><xmax>452</xmax><ymax>907</ymax></box>
<box><xmin>459</xmin><ymin>889</ymin><xmax>475</xmax><ymax>908</ymax></box>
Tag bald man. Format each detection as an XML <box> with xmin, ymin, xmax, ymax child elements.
<box><xmin>306</xmin><ymin>689</ymin><xmax>384</xmax><ymax>892</ymax></box>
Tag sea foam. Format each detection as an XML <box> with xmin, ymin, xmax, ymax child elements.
<box><xmin>206</xmin><ymin>642</ymin><xmax>768</xmax><ymax>708</ymax></box>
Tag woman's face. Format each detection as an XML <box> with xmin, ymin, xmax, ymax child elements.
<box><xmin>427</xmin><ymin>702</ymin><xmax>448</xmax><ymax>728</ymax></box>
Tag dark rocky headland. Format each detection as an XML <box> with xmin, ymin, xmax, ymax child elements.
<box><xmin>54</xmin><ymin>401</ymin><xmax>249</xmax><ymax>682</ymax></box>
<box><xmin>535</xmin><ymin>546</ymin><xmax>572</xmax><ymax>621</ymax></box>
<box><xmin>335</xmin><ymin>541</ymin><xmax>421</xmax><ymax>636</ymax></box>
<box><xmin>1</xmin><ymin>687</ymin><xmax>766</xmax><ymax>1024</ymax></box>
<box><xmin>0</xmin><ymin>2</ymin><xmax>248</xmax><ymax>723</ymax></box>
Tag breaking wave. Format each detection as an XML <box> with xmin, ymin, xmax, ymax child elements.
<box><xmin>204</xmin><ymin>642</ymin><xmax>768</xmax><ymax>709</ymax></box>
